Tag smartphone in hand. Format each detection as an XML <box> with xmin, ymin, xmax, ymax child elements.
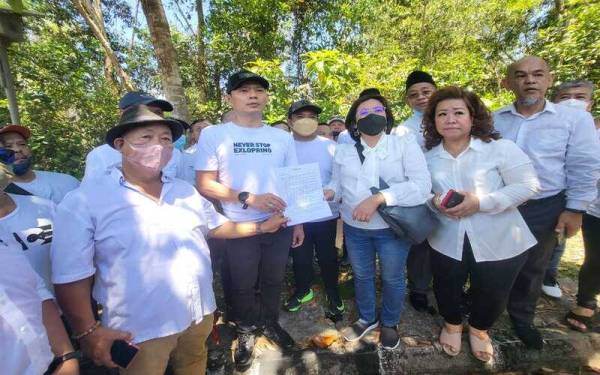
<box><xmin>111</xmin><ymin>340</ymin><xmax>139</xmax><ymax>369</ymax></box>
<box><xmin>440</xmin><ymin>190</ymin><xmax>465</xmax><ymax>209</ymax></box>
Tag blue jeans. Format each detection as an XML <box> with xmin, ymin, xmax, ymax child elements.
<box><xmin>544</xmin><ymin>241</ymin><xmax>566</xmax><ymax>283</ymax></box>
<box><xmin>344</xmin><ymin>223</ymin><xmax>410</xmax><ymax>327</ymax></box>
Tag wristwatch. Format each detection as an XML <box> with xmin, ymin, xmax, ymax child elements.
<box><xmin>238</xmin><ymin>191</ymin><xmax>250</xmax><ymax>209</ymax></box>
<box><xmin>44</xmin><ymin>351</ymin><xmax>81</xmax><ymax>375</ymax></box>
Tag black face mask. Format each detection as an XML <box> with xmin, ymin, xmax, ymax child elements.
<box><xmin>357</xmin><ymin>114</ymin><xmax>387</xmax><ymax>136</ymax></box>
<box><xmin>332</xmin><ymin>130</ymin><xmax>341</xmax><ymax>138</ymax></box>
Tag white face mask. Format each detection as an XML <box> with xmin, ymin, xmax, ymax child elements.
<box><xmin>559</xmin><ymin>98</ymin><xmax>589</xmax><ymax>111</ymax></box>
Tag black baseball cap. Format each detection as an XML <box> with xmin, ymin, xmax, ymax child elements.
<box><xmin>287</xmin><ymin>100</ymin><xmax>322</xmax><ymax>118</ymax></box>
<box><xmin>226</xmin><ymin>70</ymin><xmax>270</xmax><ymax>94</ymax></box>
<box><xmin>118</xmin><ymin>91</ymin><xmax>174</xmax><ymax>112</ymax></box>
<box><xmin>405</xmin><ymin>71</ymin><xmax>436</xmax><ymax>91</ymax></box>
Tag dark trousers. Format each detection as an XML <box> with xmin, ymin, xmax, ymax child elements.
<box><xmin>207</xmin><ymin>238</ymin><xmax>233</xmax><ymax>315</ymax></box>
<box><xmin>431</xmin><ymin>237</ymin><xmax>527</xmax><ymax>330</ymax></box>
<box><xmin>578</xmin><ymin>213</ymin><xmax>600</xmax><ymax>309</ymax></box>
<box><xmin>407</xmin><ymin>241</ymin><xmax>432</xmax><ymax>295</ymax></box>
<box><xmin>226</xmin><ymin>227</ymin><xmax>293</xmax><ymax>330</ymax></box>
<box><xmin>291</xmin><ymin>219</ymin><xmax>340</xmax><ymax>302</ymax></box>
<box><xmin>508</xmin><ymin>192</ymin><xmax>566</xmax><ymax>326</ymax></box>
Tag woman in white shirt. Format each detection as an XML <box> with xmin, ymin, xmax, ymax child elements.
<box><xmin>423</xmin><ymin>87</ymin><xmax>539</xmax><ymax>362</ymax></box>
<box><xmin>324</xmin><ymin>92</ymin><xmax>431</xmax><ymax>349</ymax></box>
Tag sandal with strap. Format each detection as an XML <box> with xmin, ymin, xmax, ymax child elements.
<box><xmin>469</xmin><ymin>329</ymin><xmax>494</xmax><ymax>363</ymax></box>
<box><xmin>439</xmin><ymin>325</ymin><xmax>462</xmax><ymax>357</ymax></box>
<box><xmin>565</xmin><ymin>311</ymin><xmax>594</xmax><ymax>333</ymax></box>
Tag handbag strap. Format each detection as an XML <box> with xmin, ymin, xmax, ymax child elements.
<box><xmin>4</xmin><ymin>182</ymin><xmax>33</xmax><ymax>196</ymax></box>
<box><xmin>354</xmin><ymin>141</ymin><xmax>389</xmax><ymax>190</ymax></box>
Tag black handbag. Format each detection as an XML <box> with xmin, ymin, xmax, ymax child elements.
<box><xmin>355</xmin><ymin>141</ymin><xmax>438</xmax><ymax>244</ymax></box>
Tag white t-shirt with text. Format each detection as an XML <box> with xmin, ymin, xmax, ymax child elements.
<box><xmin>0</xmin><ymin>194</ymin><xmax>56</xmax><ymax>293</ymax></box>
<box><xmin>195</xmin><ymin>122</ymin><xmax>298</xmax><ymax>222</ymax></box>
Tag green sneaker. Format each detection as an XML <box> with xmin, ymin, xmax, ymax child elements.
<box><xmin>284</xmin><ymin>289</ymin><xmax>314</xmax><ymax>312</ymax></box>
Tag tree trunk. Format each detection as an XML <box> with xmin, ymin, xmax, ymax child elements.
<box><xmin>195</xmin><ymin>0</ymin><xmax>208</xmax><ymax>102</ymax></box>
<box><xmin>140</xmin><ymin>0</ymin><xmax>191</xmax><ymax>122</ymax></box>
<box><xmin>72</xmin><ymin>0</ymin><xmax>135</xmax><ymax>91</ymax></box>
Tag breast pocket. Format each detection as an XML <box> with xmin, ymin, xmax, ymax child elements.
<box><xmin>535</xmin><ymin>127</ymin><xmax>568</xmax><ymax>156</ymax></box>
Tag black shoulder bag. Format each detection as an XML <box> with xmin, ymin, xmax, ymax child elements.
<box><xmin>355</xmin><ymin>141</ymin><xmax>438</xmax><ymax>245</ymax></box>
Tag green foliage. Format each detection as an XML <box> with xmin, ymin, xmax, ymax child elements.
<box><xmin>2</xmin><ymin>0</ymin><xmax>599</xmax><ymax>178</ymax></box>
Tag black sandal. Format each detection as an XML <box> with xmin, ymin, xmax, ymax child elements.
<box><xmin>565</xmin><ymin>311</ymin><xmax>594</xmax><ymax>333</ymax></box>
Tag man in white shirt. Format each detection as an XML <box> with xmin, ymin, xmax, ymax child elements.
<box><xmin>283</xmin><ymin>100</ymin><xmax>344</xmax><ymax>319</ymax></box>
<box><xmin>82</xmin><ymin>91</ymin><xmax>182</xmax><ymax>182</ymax></box>
<box><xmin>52</xmin><ymin>105</ymin><xmax>287</xmax><ymax>375</ymax></box>
<box><xmin>392</xmin><ymin>71</ymin><xmax>436</xmax><ymax>148</ymax></box>
<box><xmin>317</xmin><ymin>122</ymin><xmax>334</xmax><ymax>139</ymax></box>
<box><xmin>394</xmin><ymin>71</ymin><xmax>438</xmax><ymax>313</ymax></box>
<box><xmin>196</xmin><ymin>70</ymin><xmax>304</xmax><ymax>372</ymax></box>
<box><xmin>179</xmin><ymin>119</ymin><xmax>213</xmax><ymax>186</ymax></box>
<box><xmin>542</xmin><ymin>80</ymin><xmax>598</xmax><ymax>298</ymax></box>
<box><xmin>494</xmin><ymin>56</ymin><xmax>600</xmax><ymax>349</ymax></box>
<box><xmin>0</xmin><ymin>125</ymin><xmax>79</xmax><ymax>204</ymax></box>
<box><xmin>0</xmin><ymin>159</ymin><xmax>79</xmax><ymax>375</ymax></box>
<box><xmin>329</xmin><ymin>115</ymin><xmax>353</xmax><ymax>144</ymax></box>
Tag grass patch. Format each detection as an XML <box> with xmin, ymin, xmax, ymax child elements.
<box><xmin>560</xmin><ymin>232</ymin><xmax>585</xmax><ymax>279</ymax></box>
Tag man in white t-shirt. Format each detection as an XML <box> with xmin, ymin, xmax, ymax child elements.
<box><xmin>52</xmin><ymin>105</ymin><xmax>288</xmax><ymax>375</ymax></box>
<box><xmin>82</xmin><ymin>91</ymin><xmax>182</xmax><ymax>182</ymax></box>
<box><xmin>0</xmin><ymin>125</ymin><xmax>79</xmax><ymax>204</ymax></box>
<box><xmin>283</xmin><ymin>100</ymin><xmax>344</xmax><ymax>319</ymax></box>
<box><xmin>0</xmin><ymin>158</ymin><xmax>79</xmax><ymax>375</ymax></box>
<box><xmin>196</xmin><ymin>70</ymin><xmax>304</xmax><ymax>372</ymax></box>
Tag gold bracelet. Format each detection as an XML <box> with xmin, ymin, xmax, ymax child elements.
<box><xmin>71</xmin><ymin>320</ymin><xmax>101</xmax><ymax>340</ymax></box>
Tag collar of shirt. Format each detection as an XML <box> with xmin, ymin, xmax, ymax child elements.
<box><xmin>359</xmin><ymin>135</ymin><xmax>389</xmax><ymax>190</ymax></box>
<box><xmin>497</xmin><ymin>99</ymin><xmax>557</xmax><ymax>120</ymax></box>
<box><xmin>110</xmin><ymin>167</ymin><xmax>173</xmax><ymax>203</ymax></box>
<box><xmin>430</xmin><ymin>137</ymin><xmax>485</xmax><ymax>160</ymax></box>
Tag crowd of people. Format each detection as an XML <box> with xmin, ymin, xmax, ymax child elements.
<box><xmin>1</xmin><ymin>55</ymin><xmax>599</xmax><ymax>375</ymax></box>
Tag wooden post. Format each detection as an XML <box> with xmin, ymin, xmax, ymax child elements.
<box><xmin>0</xmin><ymin>39</ymin><xmax>19</xmax><ymax>125</ymax></box>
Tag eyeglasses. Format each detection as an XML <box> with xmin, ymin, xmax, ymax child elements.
<box><xmin>0</xmin><ymin>148</ymin><xmax>15</xmax><ymax>165</ymax></box>
<box><xmin>357</xmin><ymin>106</ymin><xmax>386</xmax><ymax>117</ymax></box>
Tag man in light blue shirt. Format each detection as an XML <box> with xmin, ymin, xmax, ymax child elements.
<box><xmin>494</xmin><ymin>56</ymin><xmax>600</xmax><ymax>349</ymax></box>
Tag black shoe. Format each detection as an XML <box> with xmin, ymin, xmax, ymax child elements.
<box><xmin>262</xmin><ymin>322</ymin><xmax>297</xmax><ymax>351</ymax></box>
<box><xmin>325</xmin><ymin>298</ymin><xmax>345</xmax><ymax>322</ymax></box>
<box><xmin>513</xmin><ymin>323</ymin><xmax>544</xmax><ymax>350</ymax></box>
<box><xmin>380</xmin><ymin>325</ymin><xmax>400</xmax><ymax>350</ymax></box>
<box><xmin>342</xmin><ymin>320</ymin><xmax>379</xmax><ymax>342</ymax></box>
<box><xmin>234</xmin><ymin>330</ymin><xmax>255</xmax><ymax>371</ymax></box>
<box><xmin>409</xmin><ymin>292</ymin><xmax>429</xmax><ymax>313</ymax></box>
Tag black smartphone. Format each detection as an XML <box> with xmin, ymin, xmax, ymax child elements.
<box><xmin>110</xmin><ymin>340</ymin><xmax>139</xmax><ymax>369</ymax></box>
<box><xmin>441</xmin><ymin>190</ymin><xmax>465</xmax><ymax>209</ymax></box>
